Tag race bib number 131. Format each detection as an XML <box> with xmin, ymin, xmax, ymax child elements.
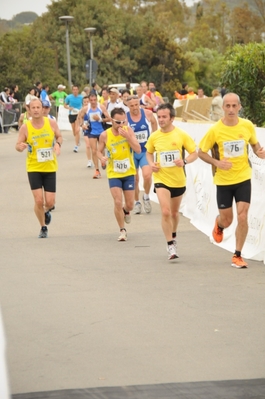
<box><xmin>160</xmin><ymin>150</ymin><xmax>180</xmax><ymax>167</ymax></box>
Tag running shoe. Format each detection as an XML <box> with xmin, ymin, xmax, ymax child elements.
<box><xmin>212</xmin><ymin>216</ymin><xmax>223</xmax><ymax>243</ymax></box>
<box><xmin>45</xmin><ymin>211</ymin><xmax>51</xmax><ymax>226</ymax></box>
<box><xmin>87</xmin><ymin>160</ymin><xmax>93</xmax><ymax>168</ymax></box>
<box><xmin>143</xmin><ymin>197</ymin><xmax>152</xmax><ymax>214</ymax></box>
<box><xmin>73</xmin><ymin>145</ymin><xmax>78</xmax><ymax>153</ymax></box>
<box><xmin>124</xmin><ymin>211</ymin><xmax>131</xmax><ymax>224</ymax></box>
<box><xmin>134</xmin><ymin>201</ymin><xmax>142</xmax><ymax>215</ymax></box>
<box><xmin>173</xmin><ymin>239</ymin><xmax>179</xmax><ymax>257</ymax></box>
<box><xmin>118</xmin><ymin>229</ymin><xmax>127</xmax><ymax>241</ymax></box>
<box><xmin>167</xmin><ymin>244</ymin><xmax>178</xmax><ymax>260</ymax></box>
<box><xmin>38</xmin><ymin>226</ymin><xmax>48</xmax><ymax>238</ymax></box>
<box><xmin>231</xmin><ymin>255</ymin><xmax>248</xmax><ymax>268</ymax></box>
<box><xmin>93</xmin><ymin>170</ymin><xmax>101</xmax><ymax>179</ymax></box>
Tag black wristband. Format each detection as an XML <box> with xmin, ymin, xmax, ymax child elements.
<box><xmin>56</xmin><ymin>142</ymin><xmax>61</xmax><ymax>147</ymax></box>
<box><xmin>183</xmin><ymin>159</ymin><xmax>187</xmax><ymax>165</ymax></box>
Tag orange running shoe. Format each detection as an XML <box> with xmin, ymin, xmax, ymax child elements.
<box><xmin>231</xmin><ymin>255</ymin><xmax>248</xmax><ymax>269</ymax></box>
<box><xmin>93</xmin><ymin>170</ymin><xmax>101</xmax><ymax>179</ymax></box>
<box><xmin>212</xmin><ymin>216</ymin><xmax>223</xmax><ymax>243</ymax></box>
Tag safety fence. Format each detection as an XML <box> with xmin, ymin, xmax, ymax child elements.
<box><xmin>0</xmin><ymin>102</ymin><xmax>22</xmax><ymax>132</ymax></box>
<box><xmin>0</xmin><ymin>101</ymin><xmax>57</xmax><ymax>133</ymax></box>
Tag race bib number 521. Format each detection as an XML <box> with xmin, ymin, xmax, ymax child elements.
<box><xmin>37</xmin><ymin>148</ymin><xmax>54</xmax><ymax>162</ymax></box>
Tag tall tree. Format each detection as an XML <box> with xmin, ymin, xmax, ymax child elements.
<box><xmin>188</xmin><ymin>48</ymin><xmax>225</xmax><ymax>95</ymax></box>
<box><xmin>185</xmin><ymin>0</ymin><xmax>230</xmax><ymax>52</ymax></box>
<box><xmin>220</xmin><ymin>43</ymin><xmax>265</xmax><ymax>126</ymax></box>
<box><xmin>252</xmin><ymin>0</ymin><xmax>265</xmax><ymax>23</ymax></box>
<box><xmin>13</xmin><ymin>12</ymin><xmax>38</xmax><ymax>24</ymax></box>
<box><xmin>229</xmin><ymin>3</ymin><xmax>263</xmax><ymax>44</ymax></box>
<box><xmin>31</xmin><ymin>0</ymin><xmax>191</xmax><ymax>98</ymax></box>
<box><xmin>0</xmin><ymin>26</ymin><xmax>64</xmax><ymax>97</ymax></box>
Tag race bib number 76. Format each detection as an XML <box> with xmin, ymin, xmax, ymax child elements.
<box><xmin>223</xmin><ymin>140</ymin><xmax>244</xmax><ymax>157</ymax></box>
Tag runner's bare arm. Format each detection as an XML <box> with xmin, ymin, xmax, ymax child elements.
<box><xmin>77</xmin><ymin>107</ymin><xmax>86</xmax><ymax>126</ymax></box>
<box><xmin>15</xmin><ymin>124</ymin><xmax>28</xmax><ymax>152</ymax></box>
<box><xmin>64</xmin><ymin>101</ymin><xmax>72</xmax><ymax>110</ymax></box>
<box><xmin>97</xmin><ymin>131</ymin><xmax>108</xmax><ymax>162</ymax></box>
<box><xmin>174</xmin><ymin>150</ymin><xmax>198</xmax><ymax>167</ymax></box>
<box><xmin>144</xmin><ymin>94</ymin><xmax>155</xmax><ymax>109</ymax></box>
<box><xmin>185</xmin><ymin>150</ymin><xmax>198</xmax><ymax>164</ymax></box>
<box><xmin>252</xmin><ymin>142</ymin><xmax>265</xmax><ymax>159</ymax></box>
<box><xmin>145</xmin><ymin>109</ymin><xmax>157</xmax><ymax>132</ymax></box>
<box><xmin>100</xmin><ymin>104</ymin><xmax>111</xmax><ymax>122</ymax></box>
<box><xmin>119</xmin><ymin>126</ymin><xmax>141</xmax><ymax>154</ymax></box>
<box><xmin>198</xmin><ymin>148</ymin><xmax>232</xmax><ymax>170</ymax></box>
<box><xmin>18</xmin><ymin>113</ymin><xmax>25</xmax><ymax>129</ymax></box>
<box><xmin>49</xmin><ymin>119</ymin><xmax>62</xmax><ymax>155</ymax></box>
<box><xmin>146</xmin><ymin>151</ymin><xmax>160</xmax><ymax>172</ymax></box>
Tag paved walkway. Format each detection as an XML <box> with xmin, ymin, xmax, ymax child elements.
<box><xmin>0</xmin><ymin>130</ymin><xmax>264</xmax><ymax>398</ymax></box>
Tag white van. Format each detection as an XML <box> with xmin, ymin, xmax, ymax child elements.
<box><xmin>108</xmin><ymin>83</ymin><xmax>139</xmax><ymax>92</ymax></box>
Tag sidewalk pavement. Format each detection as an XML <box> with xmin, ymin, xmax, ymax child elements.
<box><xmin>0</xmin><ymin>130</ymin><xmax>264</xmax><ymax>398</ymax></box>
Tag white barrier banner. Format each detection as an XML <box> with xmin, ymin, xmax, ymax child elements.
<box><xmin>141</xmin><ymin>121</ymin><xmax>265</xmax><ymax>263</ymax></box>
<box><xmin>0</xmin><ymin>309</ymin><xmax>10</xmax><ymax>399</ymax></box>
<box><xmin>57</xmin><ymin>105</ymin><xmax>72</xmax><ymax>131</ymax></box>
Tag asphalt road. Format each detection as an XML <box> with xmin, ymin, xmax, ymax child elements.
<box><xmin>0</xmin><ymin>129</ymin><xmax>264</xmax><ymax>398</ymax></box>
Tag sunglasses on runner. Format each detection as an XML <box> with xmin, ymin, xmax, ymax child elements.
<box><xmin>127</xmin><ymin>95</ymin><xmax>139</xmax><ymax>101</ymax></box>
<box><xmin>112</xmin><ymin>119</ymin><xmax>126</xmax><ymax>125</ymax></box>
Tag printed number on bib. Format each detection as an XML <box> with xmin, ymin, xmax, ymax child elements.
<box><xmin>71</xmin><ymin>108</ymin><xmax>79</xmax><ymax>115</ymax></box>
<box><xmin>160</xmin><ymin>150</ymin><xmax>180</xmax><ymax>167</ymax></box>
<box><xmin>135</xmin><ymin>130</ymin><xmax>148</xmax><ymax>143</ymax></box>
<box><xmin>223</xmin><ymin>140</ymin><xmax>244</xmax><ymax>157</ymax></box>
<box><xmin>37</xmin><ymin>148</ymin><xmax>54</xmax><ymax>162</ymax></box>
<box><xmin>90</xmin><ymin>112</ymin><xmax>101</xmax><ymax>121</ymax></box>
<box><xmin>59</xmin><ymin>98</ymin><xmax>64</xmax><ymax>104</ymax></box>
<box><xmin>114</xmin><ymin>158</ymin><xmax>130</xmax><ymax>173</ymax></box>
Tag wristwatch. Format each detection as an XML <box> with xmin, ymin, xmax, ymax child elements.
<box><xmin>183</xmin><ymin>159</ymin><xmax>187</xmax><ymax>165</ymax></box>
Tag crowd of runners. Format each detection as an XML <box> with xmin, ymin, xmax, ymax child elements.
<box><xmin>13</xmin><ymin>81</ymin><xmax>265</xmax><ymax>267</ymax></box>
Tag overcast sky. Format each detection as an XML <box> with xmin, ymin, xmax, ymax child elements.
<box><xmin>0</xmin><ymin>0</ymin><xmax>53</xmax><ymax>20</ymax></box>
<box><xmin>0</xmin><ymin>0</ymin><xmax>197</xmax><ymax>20</ymax></box>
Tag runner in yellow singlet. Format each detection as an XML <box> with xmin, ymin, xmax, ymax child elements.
<box><xmin>199</xmin><ymin>93</ymin><xmax>265</xmax><ymax>268</ymax></box>
<box><xmin>15</xmin><ymin>98</ymin><xmax>62</xmax><ymax>238</ymax></box>
<box><xmin>146</xmin><ymin>103</ymin><xmax>198</xmax><ymax>260</ymax></box>
<box><xmin>97</xmin><ymin>108</ymin><xmax>141</xmax><ymax>241</ymax></box>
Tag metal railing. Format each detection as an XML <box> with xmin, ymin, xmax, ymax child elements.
<box><xmin>0</xmin><ymin>102</ymin><xmax>22</xmax><ymax>132</ymax></box>
<box><xmin>0</xmin><ymin>101</ymin><xmax>58</xmax><ymax>132</ymax></box>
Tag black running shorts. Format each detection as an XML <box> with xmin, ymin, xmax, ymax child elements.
<box><xmin>68</xmin><ymin>114</ymin><xmax>78</xmax><ymax>124</ymax></box>
<box><xmin>216</xmin><ymin>179</ymin><xmax>251</xmax><ymax>209</ymax></box>
<box><xmin>27</xmin><ymin>172</ymin><xmax>56</xmax><ymax>192</ymax></box>
<box><xmin>154</xmin><ymin>183</ymin><xmax>186</xmax><ymax>198</ymax></box>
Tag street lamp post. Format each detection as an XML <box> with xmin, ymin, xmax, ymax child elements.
<box><xmin>84</xmin><ymin>27</ymin><xmax>96</xmax><ymax>87</ymax></box>
<box><xmin>59</xmin><ymin>16</ymin><xmax>74</xmax><ymax>89</ymax></box>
